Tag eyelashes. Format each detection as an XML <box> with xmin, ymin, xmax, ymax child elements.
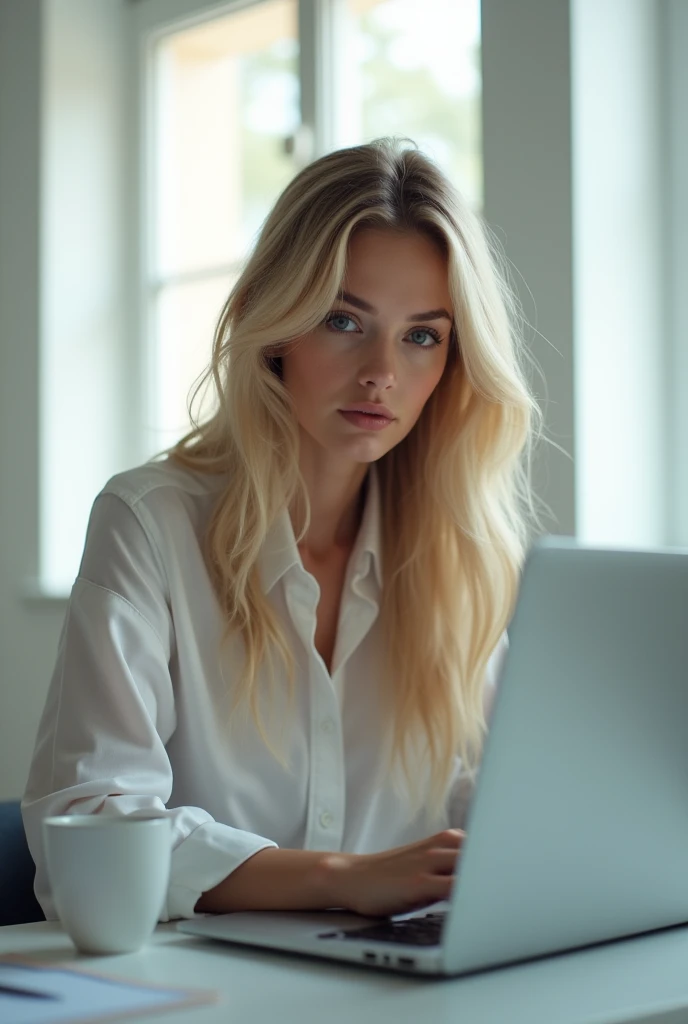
<box><xmin>324</xmin><ymin>311</ymin><xmax>443</xmax><ymax>348</ymax></box>
<box><xmin>325</xmin><ymin>312</ymin><xmax>359</xmax><ymax>333</ymax></box>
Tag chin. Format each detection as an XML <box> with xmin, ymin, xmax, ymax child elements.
<box><xmin>344</xmin><ymin>441</ymin><xmax>395</xmax><ymax>463</ymax></box>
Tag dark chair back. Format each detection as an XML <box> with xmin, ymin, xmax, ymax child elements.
<box><xmin>0</xmin><ymin>800</ymin><xmax>45</xmax><ymax>925</ymax></box>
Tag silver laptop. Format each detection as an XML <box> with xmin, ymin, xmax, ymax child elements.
<box><xmin>178</xmin><ymin>536</ymin><xmax>688</xmax><ymax>976</ymax></box>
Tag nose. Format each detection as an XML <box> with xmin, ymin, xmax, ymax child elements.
<box><xmin>358</xmin><ymin>332</ymin><xmax>397</xmax><ymax>391</ymax></box>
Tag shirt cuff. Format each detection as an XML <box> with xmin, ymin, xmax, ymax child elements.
<box><xmin>164</xmin><ymin>820</ymin><xmax>278</xmax><ymax>920</ymax></box>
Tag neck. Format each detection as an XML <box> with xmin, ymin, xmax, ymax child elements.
<box><xmin>289</xmin><ymin>457</ymin><xmax>370</xmax><ymax>562</ymax></box>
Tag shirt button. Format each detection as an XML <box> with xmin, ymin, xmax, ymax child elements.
<box><xmin>320</xmin><ymin>717</ymin><xmax>335</xmax><ymax>734</ymax></box>
<box><xmin>319</xmin><ymin>810</ymin><xmax>334</xmax><ymax>829</ymax></box>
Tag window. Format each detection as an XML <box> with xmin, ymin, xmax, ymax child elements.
<box><xmin>140</xmin><ymin>0</ymin><xmax>482</xmax><ymax>458</ymax></box>
<box><xmin>335</xmin><ymin>0</ymin><xmax>482</xmax><ymax>204</ymax></box>
<box><xmin>146</xmin><ymin>0</ymin><xmax>300</xmax><ymax>450</ymax></box>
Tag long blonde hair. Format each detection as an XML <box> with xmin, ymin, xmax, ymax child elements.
<box><xmin>168</xmin><ymin>138</ymin><xmax>542</xmax><ymax>812</ymax></box>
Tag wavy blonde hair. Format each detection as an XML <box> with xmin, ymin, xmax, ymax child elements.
<box><xmin>168</xmin><ymin>138</ymin><xmax>542</xmax><ymax>813</ymax></box>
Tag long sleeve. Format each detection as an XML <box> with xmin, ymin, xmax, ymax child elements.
<box><xmin>21</xmin><ymin>492</ymin><xmax>277</xmax><ymax>921</ymax></box>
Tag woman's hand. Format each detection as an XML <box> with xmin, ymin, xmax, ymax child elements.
<box><xmin>195</xmin><ymin>829</ymin><xmax>465</xmax><ymax>917</ymax></box>
<box><xmin>323</xmin><ymin>829</ymin><xmax>465</xmax><ymax>917</ymax></box>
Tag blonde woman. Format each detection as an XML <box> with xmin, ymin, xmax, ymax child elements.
<box><xmin>22</xmin><ymin>139</ymin><xmax>541</xmax><ymax>923</ymax></box>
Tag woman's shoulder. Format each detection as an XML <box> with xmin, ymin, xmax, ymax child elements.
<box><xmin>83</xmin><ymin>457</ymin><xmax>228</xmax><ymax>563</ymax></box>
<box><xmin>77</xmin><ymin>458</ymin><xmax>228</xmax><ymax>596</ymax></box>
<box><xmin>100</xmin><ymin>456</ymin><xmax>227</xmax><ymax>511</ymax></box>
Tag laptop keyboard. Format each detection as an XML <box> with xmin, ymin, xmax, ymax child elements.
<box><xmin>319</xmin><ymin>911</ymin><xmax>446</xmax><ymax>947</ymax></box>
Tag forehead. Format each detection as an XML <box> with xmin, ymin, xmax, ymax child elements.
<box><xmin>343</xmin><ymin>227</ymin><xmax>452</xmax><ymax>310</ymax></box>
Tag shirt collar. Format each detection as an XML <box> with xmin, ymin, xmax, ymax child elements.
<box><xmin>259</xmin><ymin>465</ymin><xmax>383</xmax><ymax>594</ymax></box>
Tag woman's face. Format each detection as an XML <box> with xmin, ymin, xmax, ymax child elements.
<box><xmin>280</xmin><ymin>227</ymin><xmax>453</xmax><ymax>468</ymax></box>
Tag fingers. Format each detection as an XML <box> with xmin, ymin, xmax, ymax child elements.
<box><xmin>423</xmin><ymin>848</ymin><xmax>459</xmax><ymax>876</ymax></box>
<box><xmin>414</xmin><ymin>873</ymin><xmax>455</xmax><ymax>903</ymax></box>
<box><xmin>404</xmin><ymin>830</ymin><xmax>464</xmax><ymax>858</ymax></box>
<box><xmin>429</xmin><ymin>828</ymin><xmax>464</xmax><ymax>849</ymax></box>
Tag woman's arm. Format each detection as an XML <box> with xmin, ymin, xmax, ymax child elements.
<box><xmin>22</xmin><ymin>492</ymin><xmax>278</xmax><ymax>922</ymax></box>
<box><xmin>196</xmin><ymin>831</ymin><xmax>464</xmax><ymax>918</ymax></box>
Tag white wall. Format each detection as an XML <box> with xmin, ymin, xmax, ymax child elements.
<box><xmin>40</xmin><ymin>0</ymin><xmax>130</xmax><ymax>593</ymax></box>
<box><xmin>0</xmin><ymin>0</ymin><xmax>57</xmax><ymax>800</ymax></box>
<box><xmin>482</xmin><ymin>0</ymin><xmax>576</xmax><ymax>536</ymax></box>
<box><xmin>482</xmin><ymin>0</ymin><xmax>670</xmax><ymax>548</ymax></box>
<box><xmin>0</xmin><ymin>0</ymin><xmax>129</xmax><ymax>800</ymax></box>
<box><xmin>666</xmin><ymin>0</ymin><xmax>688</xmax><ymax>547</ymax></box>
<box><xmin>571</xmin><ymin>0</ymin><xmax>665</xmax><ymax>546</ymax></box>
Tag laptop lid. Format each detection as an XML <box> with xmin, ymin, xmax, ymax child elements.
<box><xmin>442</xmin><ymin>537</ymin><xmax>688</xmax><ymax>975</ymax></box>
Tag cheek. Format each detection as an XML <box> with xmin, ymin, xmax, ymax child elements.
<box><xmin>406</xmin><ymin>360</ymin><xmax>447</xmax><ymax>413</ymax></box>
<box><xmin>283</xmin><ymin>340</ymin><xmax>347</xmax><ymax>398</ymax></box>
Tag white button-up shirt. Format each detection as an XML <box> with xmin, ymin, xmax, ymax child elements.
<box><xmin>22</xmin><ymin>459</ymin><xmax>508</xmax><ymax>921</ymax></box>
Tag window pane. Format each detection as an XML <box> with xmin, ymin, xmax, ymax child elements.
<box><xmin>340</xmin><ymin>0</ymin><xmax>482</xmax><ymax>205</ymax></box>
<box><xmin>154</xmin><ymin>0</ymin><xmax>299</xmax><ymax>277</ymax></box>
<box><xmin>147</xmin><ymin>275</ymin><xmax>233</xmax><ymax>454</ymax></box>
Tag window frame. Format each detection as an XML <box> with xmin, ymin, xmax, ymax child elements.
<box><xmin>127</xmin><ymin>0</ymin><xmax>329</xmax><ymax>463</ymax></box>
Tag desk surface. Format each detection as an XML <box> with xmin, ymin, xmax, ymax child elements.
<box><xmin>2</xmin><ymin>920</ymin><xmax>688</xmax><ymax>1024</ymax></box>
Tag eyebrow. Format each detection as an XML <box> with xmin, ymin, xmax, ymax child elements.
<box><xmin>336</xmin><ymin>290</ymin><xmax>453</xmax><ymax>323</ymax></box>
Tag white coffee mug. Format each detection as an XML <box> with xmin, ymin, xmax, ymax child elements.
<box><xmin>43</xmin><ymin>815</ymin><xmax>172</xmax><ymax>955</ymax></box>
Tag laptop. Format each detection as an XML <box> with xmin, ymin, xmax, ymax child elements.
<box><xmin>178</xmin><ymin>536</ymin><xmax>688</xmax><ymax>976</ymax></box>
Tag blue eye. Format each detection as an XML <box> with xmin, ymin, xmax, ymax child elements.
<box><xmin>408</xmin><ymin>327</ymin><xmax>441</xmax><ymax>348</ymax></box>
<box><xmin>325</xmin><ymin>312</ymin><xmax>359</xmax><ymax>333</ymax></box>
<box><xmin>324</xmin><ymin>312</ymin><xmax>442</xmax><ymax>347</ymax></box>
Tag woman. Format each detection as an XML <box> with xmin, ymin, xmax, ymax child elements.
<box><xmin>22</xmin><ymin>138</ymin><xmax>541</xmax><ymax>923</ymax></box>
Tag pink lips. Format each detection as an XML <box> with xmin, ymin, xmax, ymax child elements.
<box><xmin>340</xmin><ymin>402</ymin><xmax>395</xmax><ymax>419</ymax></box>
<box><xmin>338</xmin><ymin>409</ymin><xmax>394</xmax><ymax>431</ymax></box>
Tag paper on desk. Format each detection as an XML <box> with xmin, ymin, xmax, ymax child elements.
<box><xmin>0</xmin><ymin>958</ymin><xmax>218</xmax><ymax>1024</ymax></box>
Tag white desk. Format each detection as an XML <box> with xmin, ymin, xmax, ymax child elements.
<box><xmin>2</xmin><ymin>921</ymin><xmax>688</xmax><ymax>1024</ymax></box>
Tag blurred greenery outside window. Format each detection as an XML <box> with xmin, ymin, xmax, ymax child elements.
<box><xmin>148</xmin><ymin>0</ymin><xmax>481</xmax><ymax>450</ymax></box>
